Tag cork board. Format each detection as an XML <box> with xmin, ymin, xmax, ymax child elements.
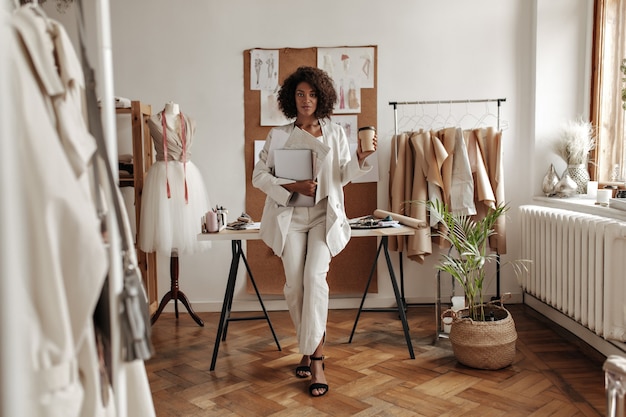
<box><xmin>244</xmin><ymin>46</ymin><xmax>378</xmax><ymax>295</ymax></box>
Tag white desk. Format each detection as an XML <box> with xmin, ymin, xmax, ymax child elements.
<box><xmin>198</xmin><ymin>224</ymin><xmax>418</xmax><ymax>370</ymax></box>
<box><xmin>347</xmin><ymin>226</ymin><xmax>417</xmax><ymax>359</ymax></box>
<box><xmin>198</xmin><ymin>228</ymin><xmax>280</xmax><ymax>371</ymax></box>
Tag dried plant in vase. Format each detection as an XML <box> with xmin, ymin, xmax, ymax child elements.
<box><xmin>553</xmin><ymin>118</ymin><xmax>595</xmax><ymax>194</ymax></box>
<box><xmin>554</xmin><ymin>118</ymin><xmax>595</xmax><ymax>165</ymax></box>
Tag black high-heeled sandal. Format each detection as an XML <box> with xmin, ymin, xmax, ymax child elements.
<box><xmin>308</xmin><ymin>356</ymin><xmax>328</xmax><ymax>397</ymax></box>
<box><xmin>295</xmin><ymin>365</ymin><xmax>311</xmax><ymax>378</ymax></box>
<box><xmin>295</xmin><ymin>357</ymin><xmax>311</xmax><ymax>379</ymax></box>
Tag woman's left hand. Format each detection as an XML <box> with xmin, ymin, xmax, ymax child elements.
<box><xmin>357</xmin><ymin>132</ymin><xmax>377</xmax><ymax>163</ymax></box>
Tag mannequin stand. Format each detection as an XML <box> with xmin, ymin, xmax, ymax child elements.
<box><xmin>150</xmin><ymin>254</ymin><xmax>204</xmax><ymax>327</ymax></box>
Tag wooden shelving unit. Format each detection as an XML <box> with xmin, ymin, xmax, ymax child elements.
<box><xmin>117</xmin><ymin>100</ymin><xmax>158</xmax><ymax>314</ymax></box>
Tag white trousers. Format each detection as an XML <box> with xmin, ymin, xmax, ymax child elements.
<box><xmin>281</xmin><ymin>201</ymin><xmax>330</xmax><ymax>355</ymax></box>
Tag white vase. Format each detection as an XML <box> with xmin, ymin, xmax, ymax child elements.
<box><xmin>567</xmin><ymin>164</ymin><xmax>590</xmax><ymax>194</ymax></box>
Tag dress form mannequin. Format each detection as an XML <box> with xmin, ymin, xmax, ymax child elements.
<box><xmin>163</xmin><ymin>101</ymin><xmax>179</xmax><ymax>125</ymax></box>
<box><xmin>151</xmin><ymin>248</ymin><xmax>204</xmax><ymax>327</ymax></box>
<box><xmin>164</xmin><ymin>101</ymin><xmax>179</xmax><ymax>115</ymax></box>
<box><xmin>140</xmin><ymin>101</ymin><xmax>211</xmax><ymax>327</ymax></box>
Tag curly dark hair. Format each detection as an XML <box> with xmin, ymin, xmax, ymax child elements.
<box><xmin>277</xmin><ymin>66</ymin><xmax>337</xmax><ymax>119</ymax></box>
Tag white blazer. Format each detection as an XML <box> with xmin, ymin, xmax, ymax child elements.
<box><xmin>252</xmin><ymin>120</ymin><xmax>371</xmax><ymax>257</ymax></box>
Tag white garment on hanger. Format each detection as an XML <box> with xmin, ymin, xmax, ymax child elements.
<box><xmin>8</xmin><ymin>6</ymin><xmax>156</xmax><ymax>417</ymax></box>
<box><xmin>11</xmin><ymin>7</ymin><xmax>108</xmax><ymax>416</ymax></box>
<box><xmin>449</xmin><ymin>127</ymin><xmax>476</xmax><ymax>216</ymax></box>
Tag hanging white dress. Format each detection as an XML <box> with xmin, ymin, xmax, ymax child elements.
<box><xmin>139</xmin><ymin>112</ymin><xmax>211</xmax><ymax>255</ymax></box>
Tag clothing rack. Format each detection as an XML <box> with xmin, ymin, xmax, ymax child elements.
<box><xmin>389</xmin><ymin>98</ymin><xmax>507</xmax><ymax>214</ymax></box>
<box><xmin>84</xmin><ymin>0</ymin><xmax>129</xmax><ymax>414</ymax></box>
<box><xmin>387</xmin><ymin>98</ymin><xmax>507</xmax><ymax>333</ymax></box>
<box><xmin>390</xmin><ymin>98</ymin><xmax>507</xmax><ymax>160</ymax></box>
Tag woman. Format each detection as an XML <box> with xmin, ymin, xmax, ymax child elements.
<box><xmin>252</xmin><ymin>66</ymin><xmax>377</xmax><ymax>397</ymax></box>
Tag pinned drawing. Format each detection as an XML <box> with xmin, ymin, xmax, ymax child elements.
<box><xmin>317</xmin><ymin>46</ymin><xmax>374</xmax><ymax>88</ymax></box>
<box><xmin>250</xmin><ymin>49</ymin><xmax>279</xmax><ymax>91</ymax></box>
<box><xmin>317</xmin><ymin>47</ymin><xmax>374</xmax><ymax>114</ymax></box>
<box><xmin>331</xmin><ymin>115</ymin><xmax>358</xmax><ymax>145</ymax></box>
<box><xmin>261</xmin><ymin>87</ymin><xmax>292</xmax><ymax>126</ymax></box>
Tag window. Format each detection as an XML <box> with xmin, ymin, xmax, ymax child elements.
<box><xmin>590</xmin><ymin>0</ymin><xmax>626</xmax><ymax>184</ymax></box>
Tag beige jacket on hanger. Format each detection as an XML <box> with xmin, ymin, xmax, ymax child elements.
<box><xmin>388</xmin><ymin>132</ymin><xmax>410</xmax><ymax>253</ymax></box>
<box><xmin>483</xmin><ymin>127</ymin><xmax>507</xmax><ymax>253</ymax></box>
<box><xmin>406</xmin><ymin>130</ymin><xmax>441</xmax><ymax>262</ymax></box>
<box><xmin>466</xmin><ymin>127</ymin><xmax>506</xmax><ymax>253</ymax></box>
<box><xmin>388</xmin><ymin>125</ymin><xmax>507</xmax><ymax>261</ymax></box>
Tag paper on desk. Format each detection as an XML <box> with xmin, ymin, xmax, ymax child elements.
<box><xmin>349</xmin><ymin>216</ymin><xmax>400</xmax><ymax>228</ymax></box>
<box><xmin>379</xmin><ymin>220</ymin><xmax>400</xmax><ymax>227</ymax></box>
<box><xmin>226</xmin><ymin>222</ymin><xmax>261</xmax><ymax>231</ymax></box>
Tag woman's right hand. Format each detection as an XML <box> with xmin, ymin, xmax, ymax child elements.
<box><xmin>283</xmin><ymin>180</ymin><xmax>318</xmax><ymax>197</ymax></box>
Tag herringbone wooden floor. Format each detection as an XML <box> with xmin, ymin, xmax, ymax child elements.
<box><xmin>146</xmin><ymin>304</ymin><xmax>611</xmax><ymax>416</ymax></box>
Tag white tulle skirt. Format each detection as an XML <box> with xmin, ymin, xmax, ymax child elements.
<box><xmin>139</xmin><ymin>160</ymin><xmax>211</xmax><ymax>255</ymax></box>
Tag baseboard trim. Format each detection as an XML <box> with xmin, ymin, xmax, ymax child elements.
<box><xmin>156</xmin><ymin>292</ymin><xmax>525</xmax><ymax>314</ymax></box>
<box><xmin>523</xmin><ymin>293</ymin><xmax>626</xmax><ymax>358</ymax></box>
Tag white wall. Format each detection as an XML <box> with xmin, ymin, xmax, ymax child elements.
<box><xmin>535</xmin><ymin>0</ymin><xmax>594</xmax><ymax>182</ymax></box>
<box><xmin>45</xmin><ymin>0</ymin><xmax>592</xmax><ymax>312</ymax></box>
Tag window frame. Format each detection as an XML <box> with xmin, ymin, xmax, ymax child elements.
<box><xmin>590</xmin><ymin>0</ymin><xmax>626</xmax><ymax>187</ymax></box>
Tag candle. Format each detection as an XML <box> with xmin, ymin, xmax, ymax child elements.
<box><xmin>443</xmin><ymin>317</ymin><xmax>453</xmax><ymax>333</ymax></box>
<box><xmin>586</xmin><ymin>181</ymin><xmax>598</xmax><ymax>198</ymax></box>
<box><xmin>596</xmin><ymin>189</ymin><xmax>611</xmax><ymax>206</ymax></box>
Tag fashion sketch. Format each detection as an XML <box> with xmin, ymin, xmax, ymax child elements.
<box><xmin>250</xmin><ymin>49</ymin><xmax>279</xmax><ymax>91</ymax></box>
<box><xmin>317</xmin><ymin>47</ymin><xmax>375</xmax><ymax>89</ymax></box>
<box><xmin>316</xmin><ymin>47</ymin><xmax>374</xmax><ymax>114</ymax></box>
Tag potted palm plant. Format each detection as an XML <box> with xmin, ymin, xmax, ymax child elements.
<box><xmin>427</xmin><ymin>199</ymin><xmax>529</xmax><ymax>370</ymax></box>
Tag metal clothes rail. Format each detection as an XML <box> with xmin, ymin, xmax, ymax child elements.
<box><xmin>390</xmin><ymin>98</ymin><xmax>507</xmax><ymax>154</ymax></box>
<box><xmin>388</xmin><ymin>98</ymin><xmax>507</xmax><ymax>341</ymax></box>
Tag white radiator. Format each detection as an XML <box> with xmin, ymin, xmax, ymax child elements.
<box><xmin>520</xmin><ymin>205</ymin><xmax>626</xmax><ymax>342</ymax></box>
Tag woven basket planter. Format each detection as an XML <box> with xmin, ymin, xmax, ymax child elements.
<box><xmin>448</xmin><ymin>304</ymin><xmax>517</xmax><ymax>370</ymax></box>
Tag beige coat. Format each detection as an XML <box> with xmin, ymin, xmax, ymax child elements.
<box><xmin>475</xmin><ymin>127</ymin><xmax>507</xmax><ymax>253</ymax></box>
<box><xmin>388</xmin><ymin>126</ymin><xmax>507</xmax><ymax>261</ymax></box>
<box><xmin>388</xmin><ymin>130</ymin><xmax>446</xmax><ymax>261</ymax></box>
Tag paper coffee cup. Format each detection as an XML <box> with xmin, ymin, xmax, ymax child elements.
<box><xmin>358</xmin><ymin>126</ymin><xmax>376</xmax><ymax>152</ymax></box>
